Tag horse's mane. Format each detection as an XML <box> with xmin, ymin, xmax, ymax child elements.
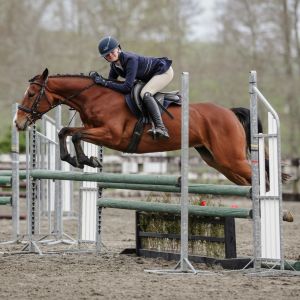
<box><xmin>29</xmin><ymin>72</ymin><xmax>119</xmax><ymax>83</ymax></box>
<box><xmin>29</xmin><ymin>73</ymin><xmax>90</xmax><ymax>82</ymax></box>
<box><xmin>49</xmin><ymin>73</ymin><xmax>122</xmax><ymax>83</ymax></box>
<box><xmin>49</xmin><ymin>73</ymin><xmax>90</xmax><ymax>79</ymax></box>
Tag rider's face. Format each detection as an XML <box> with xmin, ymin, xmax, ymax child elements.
<box><xmin>105</xmin><ymin>48</ymin><xmax>120</xmax><ymax>62</ymax></box>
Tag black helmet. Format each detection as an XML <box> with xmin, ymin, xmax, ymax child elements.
<box><xmin>98</xmin><ymin>36</ymin><xmax>120</xmax><ymax>57</ymax></box>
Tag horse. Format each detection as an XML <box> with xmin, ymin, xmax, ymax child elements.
<box><xmin>14</xmin><ymin>68</ymin><xmax>280</xmax><ymax>186</ymax></box>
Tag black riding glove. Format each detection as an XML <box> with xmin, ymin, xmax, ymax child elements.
<box><xmin>89</xmin><ymin>71</ymin><xmax>107</xmax><ymax>87</ymax></box>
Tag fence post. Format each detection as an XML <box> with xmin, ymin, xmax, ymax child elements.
<box><xmin>249</xmin><ymin>71</ymin><xmax>261</xmax><ymax>270</ymax></box>
<box><xmin>11</xmin><ymin>104</ymin><xmax>20</xmax><ymax>240</ymax></box>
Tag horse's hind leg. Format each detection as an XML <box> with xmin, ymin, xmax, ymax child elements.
<box><xmin>222</xmin><ymin>160</ymin><xmax>252</xmax><ymax>186</ymax></box>
<box><xmin>195</xmin><ymin>146</ymin><xmax>252</xmax><ymax>186</ymax></box>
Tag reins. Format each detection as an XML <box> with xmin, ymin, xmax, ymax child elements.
<box><xmin>58</xmin><ymin>82</ymin><xmax>96</xmax><ymax>105</ymax></box>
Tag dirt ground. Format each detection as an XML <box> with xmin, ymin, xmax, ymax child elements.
<box><xmin>0</xmin><ymin>197</ymin><xmax>300</xmax><ymax>300</ymax></box>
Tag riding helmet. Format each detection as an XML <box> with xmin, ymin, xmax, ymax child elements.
<box><xmin>98</xmin><ymin>36</ymin><xmax>120</xmax><ymax>57</ymax></box>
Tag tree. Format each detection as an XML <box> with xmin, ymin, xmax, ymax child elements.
<box><xmin>215</xmin><ymin>0</ymin><xmax>300</xmax><ymax>157</ymax></box>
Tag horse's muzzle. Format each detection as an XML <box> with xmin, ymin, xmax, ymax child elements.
<box><xmin>14</xmin><ymin>115</ymin><xmax>29</xmax><ymax>131</ymax></box>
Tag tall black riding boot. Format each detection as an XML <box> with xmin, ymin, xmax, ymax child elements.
<box><xmin>143</xmin><ymin>92</ymin><xmax>169</xmax><ymax>139</ymax></box>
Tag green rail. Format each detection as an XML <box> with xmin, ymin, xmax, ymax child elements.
<box><xmin>30</xmin><ymin>169</ymin><xmax>250</xmax><ymax>197</ymax></box>
<box><xmin>97</xmin><ymin>198</ymin><xmax>252</xmax><ymax>219</ymax></box>
<box><xmin>30</xmin><ymin>169</ymin><xmax>179</xmax><ymax>186</ymax></box>
<box><xmin>0</xmin><ymin>196</ymin><xmax>12</xmax><ymax>205</ymax></box>
<box><xmin>0</xmin><ymin>170</ymin><xmax>27</xmax><ymax>179</ymax></box>
<box><xmin>0</xmin><ymin>169</ymin><xmax>251</xmax><ymax>197</ymax></box>
<box><xmin>97</xmin><ymin>182</ymin><xmax>251</xmax><ymax>197</ymax></box>
<box><xmin>0</xmin><ymin>176</ymin><xmax>11</xmax><ymax>186</ymax></box>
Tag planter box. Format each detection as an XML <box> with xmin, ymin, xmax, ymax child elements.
<box><xmin>135</xmin><ymin>211</ymin><xmax>237</xmax><ymax>259</ymax></box>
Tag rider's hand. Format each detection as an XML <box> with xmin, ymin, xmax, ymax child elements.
<box><xmin>89</xmin><ymin>72</ymin><xmax>107</xmax><ymax>87</ymax></box>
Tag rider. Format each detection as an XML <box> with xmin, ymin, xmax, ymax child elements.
<box><xmin>91</xmin><ymin>36</ymin><xmax>173</xmax><ymax>139</ymax></box>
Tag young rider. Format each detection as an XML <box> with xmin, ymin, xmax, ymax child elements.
<box><xmin>91</xmin><ymin>36</ymin><xmax>174</xmax><ymax>139</ymax></box>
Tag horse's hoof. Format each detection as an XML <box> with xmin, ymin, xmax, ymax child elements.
<box><xmin>283</xmin><ymin>210</ymin><xmax>294</xmax><ymax>222</ymax></box>
<box><xmin>66</xmin><ymin>156</ymin><xmax>84</xmax><ymax>169</ymax></box>
<box><xmin>74</xmin><ymin>157</ymin><xmax>84</xmax><ymax>169</ymax></box>
<box><xmin>90</xmin><ymin>156</ymin><xmax>102</xmax><ymax>168</ymax></box>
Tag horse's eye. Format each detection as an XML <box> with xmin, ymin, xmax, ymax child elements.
<box><xmin>28</xmin><ymin>90</ymin><xmax>35</xmax><ymax>98</ymax></box>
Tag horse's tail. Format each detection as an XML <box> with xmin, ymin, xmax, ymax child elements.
<box><xmin>230</xmin><ymin>107</ymin><xmax>263</xmax><ymax>154</ymax></box>
<box><xmin>231</xmin><ymin>107</ymin><xmax>290</xmax><ymax>183</ymax></box>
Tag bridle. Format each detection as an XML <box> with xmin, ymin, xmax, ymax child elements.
<box><xmin>18</xmin><ymin>78</ymin><xmax>95</xmax><ymax>124</ymax></box>
<box><xmin>18</xmin><ymin>80</ymin><xmax>54</xmax><ymax>123</ymax></box>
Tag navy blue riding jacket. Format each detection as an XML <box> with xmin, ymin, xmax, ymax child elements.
<box><xmin>106</xmin><ymin>51</ymin><xmax>172</xmax><ymax>94</ymax></box>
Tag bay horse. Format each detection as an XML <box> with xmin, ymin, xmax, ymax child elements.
<box><xmin>14</xmin><ymin>68</ymin><xmax>272</xmax><ymax>186</ymax></box>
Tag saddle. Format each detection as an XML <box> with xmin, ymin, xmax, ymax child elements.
<box><xmin>124</xmin><ymin>81</ymin><xmax>182</xmax><ymax>153</ymax></box>
<box><xmin>125</xmin><ymin>81</ymin><xmax>181</xmax><ymax>124</ymax></box>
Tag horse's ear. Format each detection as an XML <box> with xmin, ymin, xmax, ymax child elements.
<box><xmin>41</xmin><ymin>68</ymin><xmax>49</xmax><ymax>80</ymax></box>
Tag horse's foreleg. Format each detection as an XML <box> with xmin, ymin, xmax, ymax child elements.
<box><xmin>72</xmin><ymin>131</ymin><xmax>102</xmax><ymax>168</ymax></box>
<box><xmin>58</xmin><ymin>127</ymin><xmax>84</xmax><ymax>168</ymax></box>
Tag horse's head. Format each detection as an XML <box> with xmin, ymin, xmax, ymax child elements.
<box><xmin>15</xmin><ymin>68</ymin><xmax>56</xmax><ymax>130</ymax></box>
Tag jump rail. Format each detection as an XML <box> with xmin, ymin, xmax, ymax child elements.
<box><xmin>0</xmin><ymin>176</ymin><xmax>11</xmax><ymax>186</ymax></box>
<box><xmin>97</xmin><ymin>182</ymin><xmax>251</xmax><ymax>197</ymax></box>
<box><xmin>0</xmin><ymin>170</ymin><xmax>251</xmax><ymax>198</ymax></box>
<box><xmin>30</xmin><ymin>169</ymin><xmax>179</xmax><ymax>186</ymax></box>
<box><xmin>0</xmin><ymin>197</ymin><xmax>12</xmax><ymax>205</ymax></box>
<box><xmin>28</xmin><ymin>169</ymin><xmax>251</xmax><ymax>197</ymax></box>
<box><xmin>0</xmin><ymin>171</ymin><xmax>26</xmax><ymax>179</ymax></box>
<box><xmin>98</xmin><ymin>198</ymin><xmax>252</xmax><ymax>219</ymax></box>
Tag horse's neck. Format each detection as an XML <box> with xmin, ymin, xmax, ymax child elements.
<box><xmin>49</xmin><ymin>77</ymin><xmax>93</xmax><ymax>108</ymax></box>
<box><xmin>49</xmin><ymin>76</ymin><xmax>90</xmax><ymax>94</ymax></box>
<box><xmin>48</xmin><ymin>77</ymin><xmax>124</xmax><ymax>124</ymax></box>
